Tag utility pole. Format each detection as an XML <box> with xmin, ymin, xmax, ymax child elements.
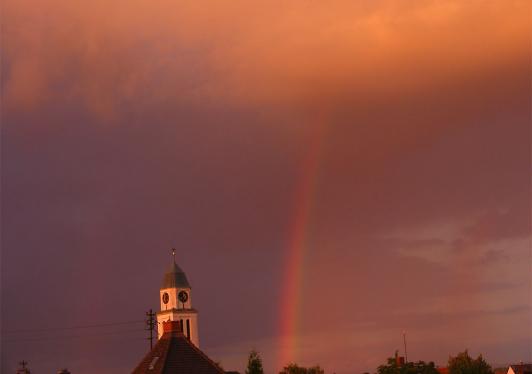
<box><xmin>17</xmin><ymin>360</ymin><xmax>30</xmax><ymax>374</ymax></box>
<box><xmin>403</xmin><ymin>331</ymin><xmax>408</xmax><ymax>363</ymax></box>
<box><xmin>146</xmin><ymin>309</ymin><xmax>156</xmax><ymax>350</ymax></box>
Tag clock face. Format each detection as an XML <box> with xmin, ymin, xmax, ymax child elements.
<box><xmin>162</xmin><ymin>292</ymin><xmax>169</xmax><ymax>304</ymax></box>
<box><xmin>178</xmin><ymin>291</ymin><xmax>189</xmax><ymax>303</ymax></box>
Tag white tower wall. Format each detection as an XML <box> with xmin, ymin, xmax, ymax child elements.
<box><xmin>155</xmin><ymin>260</ymin><xmax>199</xmax><ymax>347</ymax></box>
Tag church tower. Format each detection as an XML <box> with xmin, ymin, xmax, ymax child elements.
<box><xmin>156</xmin><ymin>250</ymin><xmax>199</xmax><ymax>347</ymax></box>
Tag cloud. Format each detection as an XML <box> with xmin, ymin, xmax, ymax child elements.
<box><xmin>385</xmin><ymin>205</ymin><xmax>529</xmax><ymax>263</ymax></box>
<box><xmin>4</xmin><ymin>0</ymin><xmax>529</xmax><ymax>118</ymax></box>
<box><xmin>2</xmin><ymin>1</ymin><xmax>530</xmax><ymax>373</ymax></box>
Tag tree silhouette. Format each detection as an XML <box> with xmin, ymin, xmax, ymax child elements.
<box><xmin>377</xmin><ymin>351</ymin><xmax>439</xmax><ymax>374</ymax></box>
<box><xmin>279</xmin><ymin>363</ymin><xmax>324</xmax><ymax>374</ymax></box>
<box><xmin>246</xmin><ymin>350</ymin><xmax>265</xmax><ymax>374</ymax></box>
<box><xmin>448</xmin><ymin>350</ymin><xmax>493</xmax><ymax>374</ymax></box>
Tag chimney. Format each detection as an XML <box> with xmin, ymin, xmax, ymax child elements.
<box><xmin>396</xmin><ymin>356</ymin><xmax>405</xmax><ymax>366</ymax></box>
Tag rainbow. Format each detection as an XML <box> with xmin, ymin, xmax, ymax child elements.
<box><xmin>277</xmin><ymin>116</ymin><xmax>327</xmax><ymax>370</ymax></box>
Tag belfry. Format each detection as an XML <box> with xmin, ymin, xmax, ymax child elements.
<box><xmin>132</xmin><ymin>250</ymin><xmax>229</xmax><ymax>373</ymax></box>
<box><xmin>156</xmin><ymin>249</ymin><xmax>199</xmax><ymax>347</ymax></box>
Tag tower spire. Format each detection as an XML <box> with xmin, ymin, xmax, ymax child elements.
<box><xmin>157</xmin><ymin>249</ymin><xmax>199</xmax><ymax>347</ymax></box>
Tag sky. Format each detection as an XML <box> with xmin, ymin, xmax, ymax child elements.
<box><xmin>1</xmin><ymin>1</ymin><xmax>530</xmax><ymax>373</ymax></box>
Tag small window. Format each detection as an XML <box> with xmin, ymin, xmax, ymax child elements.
<box><xmin>186</xmin><ymin>319</ymin><xmax>191</xmax><ymax>339</ymax></box>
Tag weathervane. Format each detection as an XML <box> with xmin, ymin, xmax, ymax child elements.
<box><xmin>171</xmin><ymin>248</ymin><xmax>176</xmax><ymax>263</ymax></box>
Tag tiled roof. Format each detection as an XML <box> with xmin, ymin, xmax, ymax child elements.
<box><xmin>510</xmin><ymin>364</ymin><xmax>532</xmax><ymax>374</ymax></box>
<box><xmin>132</xmin><ymin>321</ymin><xmax>224</xmax><ymax>374</ymax></box>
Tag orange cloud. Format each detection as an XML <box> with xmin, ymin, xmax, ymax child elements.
<box><xmin>4</xmin><ymin>0</ymin><xmax>529</xmax><ymax>118</ymax></box>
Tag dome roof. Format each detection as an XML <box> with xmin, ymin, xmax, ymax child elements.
<box><xmin>161</xmin><ymin>262</ymin><xmax>191</xmax><ymax>289</ymax></box>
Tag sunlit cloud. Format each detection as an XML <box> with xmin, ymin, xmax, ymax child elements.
<box><xmin>4</xmin><ymin>0</ymin><xmax>529</xmax><ymax>117</ymax></box>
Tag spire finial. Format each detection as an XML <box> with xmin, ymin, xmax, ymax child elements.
<box><xmin>171</xmin><ymin>248</ymin><xmax>176</xmax><ymax>264</ymax></box>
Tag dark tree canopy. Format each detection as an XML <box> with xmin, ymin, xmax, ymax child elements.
<box><xmin>246</xmin><ymin>350</ymin><xmax>264</xmax><ymax>374</ymax></box>
<box><xmin>448</xmin><ymin>350</ymin><xmax>493</xmax><ymax>374</ymax></box>
<box><xmin>377</xmin><ymin>351</ymin><xmax>439</xmax><ymax>374</ymax></box>
<box><xmin>279</xmin><ymin>363</ymin><xmax>325</xmax><ymax>374</ymax></box>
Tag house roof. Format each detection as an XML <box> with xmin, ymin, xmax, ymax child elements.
<box><xmin>509</xmin><ymin>364</ymin><xmax>532</xmax><ymax>374</ymax></box>
<box><xmin>161</xmin><ymin>262</ymin><xmax>191</xmax><ymax>289</ymax></box>
<box><xmin>132</xmin><ymin>321</ymin><xmax>224</xmax><ymax>374</ymax></box>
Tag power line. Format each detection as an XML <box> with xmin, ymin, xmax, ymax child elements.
<box><xmin>2</xmin><ymin>320</ymin><xmax>144</xmax><ymax>334</ymax></box>
<box><xmin>2</xmin><ymin>328</ymin><xmax>146</xmax><ymax>343</ymax></box>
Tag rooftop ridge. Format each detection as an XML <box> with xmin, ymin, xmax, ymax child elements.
<box><xmin>132</xmin><ymin>327</ymin><xmax>224</xmax><ymax>373</ymax></box>
<box><xmin>168</xmin><ymin>332</ymin><xmax>225</xmax><ymax>374</ymax></box>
